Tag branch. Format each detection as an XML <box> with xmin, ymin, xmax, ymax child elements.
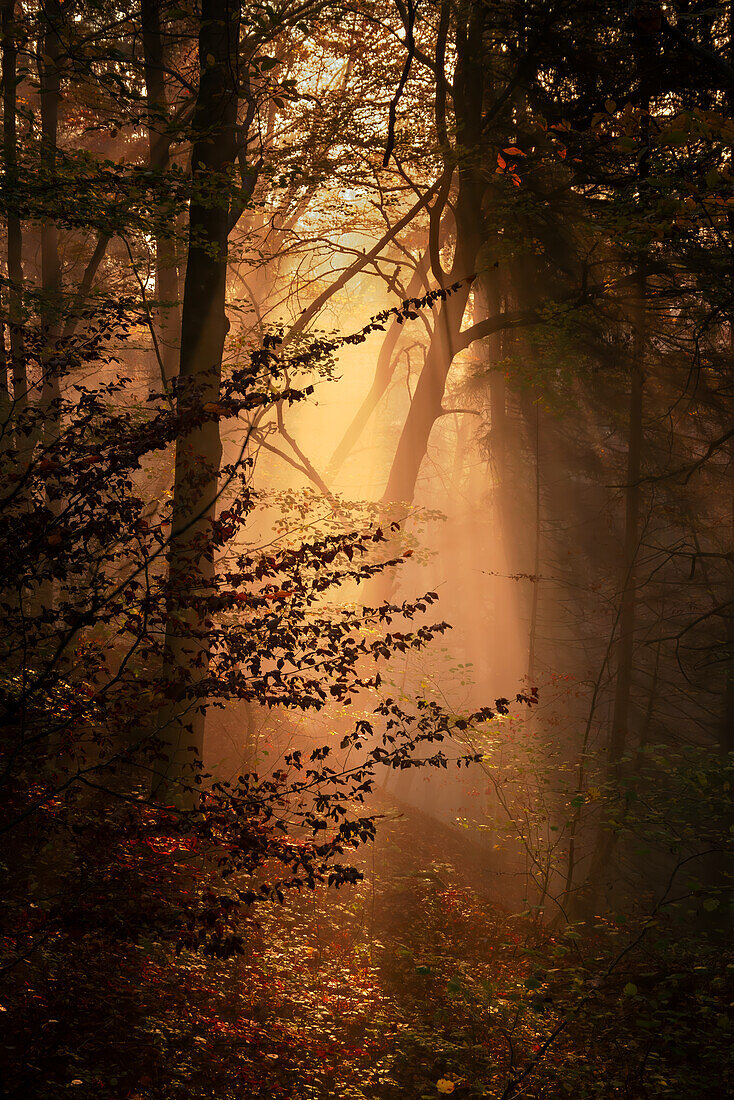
<box><xmin>280</xmin><ymin>181</ymin><xmax>440</xmax><ymax>348</ymax></box>
<box><xmin>383</xmin><ymin>0</ymin><xmax>418</xmax><ymax>167</ymax></box>
<box><xmin>637</xmin><ymin>426</ymin><xmax>734</xmax><ymax>486</ymax></box>
<box><xmin>62</xmin><ymin>230</ymin><xmax>111</xmax><ymax>340</ymax></box>
<box><xmin>661</xmin><ymin>14</ymin><xmax>734</xmax><ymax>91</ymax></box>
<box><xmin>275</xmin><ymin>403</ymin><xmax>335</xmax><ymax>501</ymax></box>
<box><xmin>456</xmin><ymin>308</ymin><xmax>540</xmax><ymax>350</ymax></box>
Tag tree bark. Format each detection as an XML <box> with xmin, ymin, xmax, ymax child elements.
<box><xmin>381</xmin><ymin>270</ymin><xmax>473</xmax><ymax>504</ymax></box>
<box><xmin>153</xmin><ymin>0</ymin><xmax>240</xmax><ymax>803</ymax></box>
<box><xmin>380</xmin><ymin>0</ymin><xmax>486</xmax><ymax>505</ymax></box>
<box><xmin>142</xmin><ymin>0</ymin><xmax>180</xmax><ymax>388</ymax></box>
<box><xmin>583</xmin><ymin>269</ymin><xmax>646</xmax><ymax>911</ymax></box>
<box><xmin>38</xmin><ymin>0</ymin><xmax>62</xmax><ymax>437</ymax></box>
<box><xmin>2</xmin><ymin>0</ymin><xmax>25</xmax><ymax>419</ymax></box>
<box><xmin>607</xmin><ymin>292</ymin><xmax>645</xmax><ymax>773</ymax></box>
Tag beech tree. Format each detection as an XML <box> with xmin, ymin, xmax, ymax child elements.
<box><xmin>3</xmin><ymin>3</ymin><xmax>734</xmax><ymax>1097</ymax></box>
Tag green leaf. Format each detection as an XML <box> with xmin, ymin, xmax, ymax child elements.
<box><xmin>623</xmin><ymin>982</ymin><xmax>638</xmax><ymax>997</ymax></box>
<box><xmin>661</xmin><ymin>130</ymin><xmax>688</xmax><ymax>146</ymax></box>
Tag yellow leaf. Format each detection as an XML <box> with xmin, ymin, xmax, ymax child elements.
<box><xmin>437</xmin><ymin>1081</ymin><xmax>455</xmax><ymax>1094</ymax></box>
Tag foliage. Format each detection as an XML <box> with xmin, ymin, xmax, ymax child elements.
<box><xmin>4</xmin><ymin>804</ymin><xmax>732</xmax><ymax>1099</ymax></box>
<box><xmin>3</xmin><ymin>0</ymin><xmax>734</xmax><ymax>1096</ymax></box>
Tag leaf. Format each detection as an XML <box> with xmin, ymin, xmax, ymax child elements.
<box><xmin>436</xmin><ymin>1082</ymin><xmax>455</xmax><ymax>1095</ymax></box>
<box><xmin>623</xmin><ymin>982</ymin><xmax>638</xmax><ymax>996</ymax></box>
<box><xmin>661</xmin><ymin>130</ymin><xmax>688</xmax><ymax>146</ymax></box>
<box><xmin>503</xmin><ymin>146</ymin><xmax>526</xmax><ymax>156</ymax></box>
<box><xmin>703</xmin><ymin>897</ymin><xmax>720</xmax><ymax>912</ymax></box>
<box><xmin>497</xmin><ymin>153</ymin><xmax>507</xmax><ymax>169</ymax></box>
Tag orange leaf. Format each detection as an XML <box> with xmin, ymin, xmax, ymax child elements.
<box><xmin>496</xmin><ymin>153</ymin><xmax>507</xmax><ymax>169</ymax></box>
<box><xmin>503</xmin><ymin>146</ymin><xmax>526</xmax><ymax>156</ymax></box>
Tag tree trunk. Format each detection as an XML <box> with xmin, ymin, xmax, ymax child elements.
<box><xmin>527</xmin><ymin>401</ymin><xmax>540</xmax><ymax>682</ymax></box>
<box><xmin>380</xmin><ymin>0</ymin><xmax>486</xmax><ymax>506</ymax></box>
<box><xmin>607</xmin><ymin>299</ymin><xmax>645</xmax><ymax>774</ymax></box>
<box><xmin>38</xmin><ymin>0</ymin><xmax>61</xmax><ymax>329</ymax></box>
<box><xmin>2</xmin><ymin>0</ymin><xmax>26</xmax><ymax>421</ymax></box>
<box><xmin>583</xmin><ymin>268</ymin><xmax>646</xmax><ymax>909</ymax></box>
<box><xmin>722</xmin><ymin>6</ymin><xmax>734</xmax><ymax>757</ymax></box>
<box><xmin>38</xmin><ymin>0</ymin><xmax>62</xmax><ymax>436</ymax></box>
<box><xmin>329</xmin><ymin>252</ymin><xmax>430</xmax><ymax>475</ymax></box>
<box><xmin>381</xmin><ymin>277</ymin><xmax>472</xmax><ymax>504</ymax></box>
<box><xmin>142</xmin><ymin>0</ymin><xmax>180</xmax><ymax>388</ymax></box>
<box><xmin>152</xmin><ymin>0</ymin><xmax>240</xmax><ymax>803</ymax></box>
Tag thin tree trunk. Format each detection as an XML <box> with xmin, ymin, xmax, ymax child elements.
<box><xmin>490</xmin><ymin>366</ymin><xmax>506</xmax><ymax>486</ymax></box>
<box><xmin>381</xmin><ymin>277</ymin><xmax>472</xmax><ymax>504</ymax></box>
<box><xmin>584</xmin><ymin>268</ymin><xmax>646</xmax><ymax>907</ymax></box>
<box><xmin>329</xmin><ymin>252</ymin><xmax>430</xmax><ymax>474</ymax></box>
<box><xmin>2</xmin><ymin>0</ymin><xmax>26</xmax><ymax>419</ymax></box>
<box><xmin>152</xmin><ymin>0</ymin><xmax>240</xmax><ymax>804</ymax></box>
<box><xmin>142</xmin><ymin>0</ymin><xmax>180</xmax><ymax>388</ymax></box>
<box><xmin>380</xmin><ymin>0</ymin><xmax>486</xmax><ymax>506</ymax></box>
<box><xmin>607</xmin><ymin>279</ymin><xmax>645</xmax><ymax>774</ymax></box>
<box><xmin>527</xmin><ymin>401</ymin><xmax>540</xmax><ymax>681</ymax></box>
<box><xmin>0</xmin><ymin>296</ymin><xmax>7</xmax><ymax>405</ymax></box>
<box><xmin>724</xmin><ymin>453</ymin><xmax>734</xmax><ymax>753</ymax></box>
<box><xmin>722</xmin><ymin>4</ymin><xmax>734</xmax><ymax>755</ymax></box>
<box><xmin>38</xmin><ymin>0</ymin><xmax>62</xmax><ymax>435</ymax></box>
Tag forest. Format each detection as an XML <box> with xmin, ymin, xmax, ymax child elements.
<box><xmin>1</xmin><ymin>0</ymin><xmax>733</xmax><ymax>1096</ymax></box>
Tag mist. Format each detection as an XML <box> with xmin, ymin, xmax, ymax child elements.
<box><xmin>2</xmin><ymin>1</ymin><xmax>733</xmax><ymax>1098</ymax></box>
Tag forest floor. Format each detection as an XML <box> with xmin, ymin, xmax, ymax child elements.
<box><xmin>3</xmin><ymin>795</ymin><xmax>733</xmax><ymax>1099</ymax></box>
